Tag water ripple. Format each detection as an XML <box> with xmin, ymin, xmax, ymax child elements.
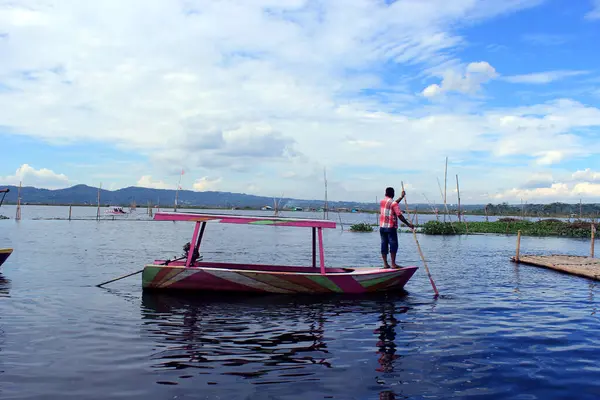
<box><xmin>1</xmin><ymin>214</ymin><xmax>600</xmax><ymax>399</ymax></box>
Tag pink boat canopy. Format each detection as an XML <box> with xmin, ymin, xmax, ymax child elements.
<box><xmin>153</xmin><ymin>212</ymin><xmax>337</xmax><ymax>229</ymax></box>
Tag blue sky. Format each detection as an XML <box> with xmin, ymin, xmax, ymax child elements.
<box><xmin>1</xmin><ymin>0</ymin><xmax>600</xmax><ymax>203</ymax></box>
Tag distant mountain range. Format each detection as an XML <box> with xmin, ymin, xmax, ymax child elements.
<box><xmin>2</xmin><ymin>184</ymin><xmax>598</xmax><ymax>217</ymax></box>
<box><xmin>0</xmin><ymin>184</ymin><xmax>394</xmax><ymax>210</ymax></box>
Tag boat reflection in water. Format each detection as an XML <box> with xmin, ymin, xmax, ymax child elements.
<box><xmin>141</xmin><ymin>292</ymin><xmax>408</xmax><ymax>397</ymax></box>
<box><xmin>0</xmin><ymin>272</ymin><xmax>11</xmax><ymax>297</ymax></box>
<box><xmin>141</xmin><ymin>293</ymin><xmax>332</xmax><ymax>382</ymax></box>
<box><xmin>0</xmin><ymin>272</ymin><xmax>10</xmax><ymax>376</ymax></box>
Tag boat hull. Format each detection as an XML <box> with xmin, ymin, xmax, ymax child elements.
<box><xmin>142</xmin><ymin>263</ymin><xmax>418</xmax><ymax>294</ymax></box>
<box><xmin>0</xmin><ymin>248</ymin><xmax>13</xmax><ymax>267</ymax></box>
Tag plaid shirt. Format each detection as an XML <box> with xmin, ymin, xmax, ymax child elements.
<box><xmin>379</xmin><ymin>196</ymin><xmax>402</xmax><ymax>228</ymax></box>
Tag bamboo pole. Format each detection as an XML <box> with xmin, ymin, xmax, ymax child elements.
<box><xmin>96</xmin><ymin>183</ymin><xmax>101</xmax><ymax>221</ymax></box>
<box><xmin>15</xmin><ymin>181</ymin><xmax>21</xmax><ymax>220</ymax></box>
<box><xmin>443</xmin><ymin>157</ymin><xmax>448</xmax><ymax>223</ymax></box>
<box><xmin>324</xmin><ymin>168</ymin><xmax>328</xmax><ymax>220</ymax></box>
<box><xmin>96</xmin><ymin>269</ymin><xmax>144</xmax><ymax>287</ymax></box>
<box><xmin>521</xmin><ymin>198</ymin><xmax>524</xmax><ymax>220</ymax></box>
<box><xmin>402</xmin><ymin>182</ymin><xmax>439</xmax><ymax>296</ymax></box>
<box><xmin>437</xmin><ymin>177</ymin><xmax>456</xmax><ymax>233</ymax></box>
<box><xmin>456</xmin><ymin>174</ymin><xmax>461</xmax><ymax>223</ymax></box>
<box><xmin>592</xmin><ymin>224</ymin><xmax>596</xmax><ymax>258</ymax></box>
<box><xmin>516</xmin><ymin>230</ymin><xmax>522</xmax><ymax>262</ymax></box>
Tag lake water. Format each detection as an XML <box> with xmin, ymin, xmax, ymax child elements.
<box><xmin>0</xmin><ymin>206</ymin><xmax>599</xmax><ymax>399</ymax></box>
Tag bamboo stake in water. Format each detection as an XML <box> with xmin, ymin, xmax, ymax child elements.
<box><xmin>443</xmin><ymin>157</ymin><xmax>448</xmax><ymax>222</ymax></box>
<box><xmin>437</xmin><ymin>177</ymin><xmax>456</xmax><ymax>233</ymax></box>
<box><xmin>96</xmin><ymin>183</ymin><xmax>101</xmax><ymax>221</ymax></box>
<box><xmin>15</xmin><ymin>181</ymin><xmax>21</xmax><ymax>221</ymax></box>
<box><xmin>591</xmin><ymin>224</ymin><xmax>596</xmax><ymax>258</ymax></box>
<box><xmin>516</xmin><ymin>230</ymin><xmax>522</xmax><ymax>261</ymax></box>
<box><xmin>456</xmin><ymin>174</ymin><xmax>461</xmax><ymax>223</ymax></box>
<box><xmin>401</xmin><ymin>182</ymin><xmax>439</xmax><ymax>296</ymax></box>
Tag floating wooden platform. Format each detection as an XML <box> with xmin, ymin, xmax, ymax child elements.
<box><xmin>511</xmin><ymin>255</ymin><xmax>600</xmax><ymax>281</ymax></box>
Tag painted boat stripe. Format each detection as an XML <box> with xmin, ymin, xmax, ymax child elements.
<box><xmin>158</xmin><ymin>269</ymin><xmax>200</xmax><ymax>288</ymax></box>
<box><xmin>328</xmin><ymin>275</ymin><xmax>366</xmax><ymax>292</ymax></box>
<box><xmin>367</xmin><ymin>276</ymin><xmax>404</xmax><ymax>292</ymax></box>
<box><xmin>142</xmin><ymin>267</ymin><xmax>162</xmax><ymax>287</ymax></box>
<box><xmin>151</xmin><ymin>267</ymin><xmax>179</xmax><ymax>285</ymax></box>
<box><xmin>172</xmin><ymin>269</ymin><xmax>265</xmax><ymax>292</ymax></box>
<box><xmin>204</xmin><ymin>270</ymin><xmax>295</xmax><ymax>293</ymax></box>
<box><xmin>279</xmin><ymin>274</ymin><xmax>333</xmax><ymax>293</ymax></box>
<box><xmin>307</xmin><ymin>275</ymin><xmax>342</xmax><ymax>292</ymax></box>
<box><xmin>353</xmin><ymin>270</ymin><xmax>400</xmax><ymax>282</ymax></box>
<box><xmin>360</xmin><ymin>273</ymin><xmax>403</xmax><ymax>288</ymax></box>
<box><xmin>238</xmin><ymin>272</ymin><xmax>314</xmax><ymax>293</ymax></box>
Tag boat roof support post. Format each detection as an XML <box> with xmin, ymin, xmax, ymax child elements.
<box><xmin>186</xmin><ymin>221</ymin><xmax>201</xmax><ymax>268</ymax></box>
<box><xmin>312</xmin><ymin>227</ymin><xmax>316</xmax><ymax>268</ymax></box>
<box><xmin>195</xmin><ymin>221</ymin><xmax>207</xmax><ymax>255</ymax></box>
<box><xmin>318</xmin><ymin>227</ymin><xmax>325</xmax><ymax>274</ymax></box>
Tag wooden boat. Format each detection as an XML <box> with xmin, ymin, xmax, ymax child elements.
<box><xmin>0</xmin><ymin>188</ymin><xmax>13</xmax><ymax>267</ymax></box>
<box><xmin>142</xmin><ymin>212</ymin><xmax>418</xmax><ymax>294</ymax></box>
<box><xmin>0</xmin><ymin>248</ymin><xmax>12</xmax><ymax>267</ymax></box>
<box><xmin>104</xmin><ymin>206</ymin><xmax>127</xmax><ymax>215</ymax></box>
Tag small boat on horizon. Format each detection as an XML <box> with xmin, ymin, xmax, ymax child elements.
<box><xmin>142</xmin><ymin>212</ymin><xmax>418</xmax><ymax>294</ymax></box>
<box><xmin>105</xmin><ymin>206</ymin><xmax>127</xmax><ymax>215</ymax></box>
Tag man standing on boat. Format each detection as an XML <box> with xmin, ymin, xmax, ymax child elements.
<box><xmin>380</xmin><ymin>187</ymin><xmax>414</xmax><ymax>269</ymax></box>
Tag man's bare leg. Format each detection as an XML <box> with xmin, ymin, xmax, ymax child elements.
<box><xmin>382</xmin><ymin>254</ymin><xmax>390</xmax><ymax>269</ymax></box>
<box><xmin>391</xmin><ymin>252</ymin><xmax>399</xmax><ymax>269</ymax></box>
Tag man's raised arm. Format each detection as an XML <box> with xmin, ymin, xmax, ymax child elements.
<box><xmin>398</xmin><ymin>213</ymin><xmax>414</xmax><ymax>230</ymax></box>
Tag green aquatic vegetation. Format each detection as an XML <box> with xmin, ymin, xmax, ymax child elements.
<box><xmin>421</xmin><ymin>220</ymin><xmax>598</xmax><ymax>238</ymax></box>
<box><xmin>349</xmin><ymin>222</ymin><xmax>374</xmax><ymax>232</ymax></box>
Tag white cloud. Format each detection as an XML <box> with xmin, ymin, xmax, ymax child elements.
<box><xmin>572</xmin><ymin>168</ymin><xmax>600</xmax><ymax>182</ymax></box>
<box><xmin>136</xmin><ymin>175</ymin><xmax>173</xmax><ymax>190</ymax></box>
<box><xmin>491</xmin><ymin>167</ymin><xmax>600</xmax><ymax>202</ymax></box>
<box><xmin>573</xmin><ymin>182</ymin><xmax>600</xmax><ymax>195</ymax></box>
<box><xmin>5</xmin><ymin>0</ymin><xmax>600</xmax><ymax>203</ymax></box>
<box><xmin>492</xmin><ymin>183</ymin><xmax>571</xmax><ymax>200</ymax></box>
<box><xmin>497</xmin><ymin>182</ymin><xmax>600</xmax><ymax>200</ymax></box>
<box><xmin>192</xmin><ymin>177</ymin><xmax>222</xmax><ymax>191</ymax></box>
<box><xmin>346</xmin><ymin>139</ymin><xmax>383</xmax><ymax>148</ymax></box>
<box><xmin>422</xmin><ymin>61</ymin><xmax>498</xmax><ymax>98</ymax></box>
<box><xmin>503</xmin><ymin>70</ymin><xmax>588</xmax><ymax>84</ymax></box>
<box><xmin>0</xmin><ymin>164</ymin><xmax>69</xmax><ymax>189</ymax></box>
<box><xmin>281</xmin><ymin>171</ymin><xmax>298</xmax><ymax>179</ymax></box>
<box><xmin>533</xmin><ymin>150</ymin><xmax>566</xmax><ymax>165</ymax></box>
<box><xmin>0</xmin><ymin>1</ymin><xmax>541</xmax><ymax>154</ymax></box>
<box><xmin>485</xmin><ymin>99</ymin><xmax>600</xmax><ymax>163</ymax></box>
<box><xmin>585</xmin><ymin>0</ymin><xmax>600</xmax><ymax>19</ymax></box>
